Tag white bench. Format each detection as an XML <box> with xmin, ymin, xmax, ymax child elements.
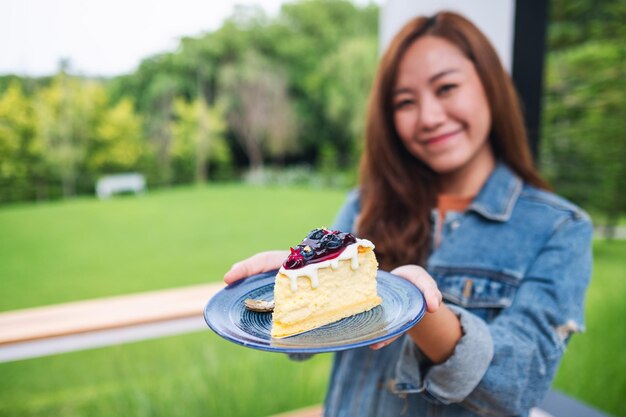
<box><xmin>96</xmin><ymin>173</ymin><xmax>146</xmax><ymax>199</ymax></box>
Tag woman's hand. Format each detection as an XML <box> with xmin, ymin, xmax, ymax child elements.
<box><xmin>371</xmin><ymin>265</ymin><xmax>462</xmax><ymax>363</ymax></box>
<box><xmin>370</xmin><ymin>264</ymin><xmax>448</xmax><ymax>352</ymax></box>
<box><xmin>223</xmin><ymin>250</ymin><xmax>289</xmax><ymax>285</ymax></box>
<box><xmin>390</xmin><ymin>264</ymin><xmax>443</xmax><ymax>314</ymax></box>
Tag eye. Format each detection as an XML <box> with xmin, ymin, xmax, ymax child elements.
<box><xmin>436</xmin><ymin>83</ymin><xmax>457</xmax><ymax>96</ymax></box>
<box><xmin>393</xmin><ymin>99</ymin><xmax>415</xmax><ymax>110</ymax></box>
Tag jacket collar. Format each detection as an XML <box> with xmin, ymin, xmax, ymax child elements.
<box><xmin>468</xmin><ymin>162</ymin><xmax>523</xmax><ymax>222</ymax></box>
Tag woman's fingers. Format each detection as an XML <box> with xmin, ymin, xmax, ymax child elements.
<box><xmin>369</xmin><ymin>266</ymin><xmax>441</xmax><ymax>350</ymax></box>
<box><xmin>390</xmin><ymin>265</ymin><xmax>442</xmax><ymax>314</ymax></box>
<box><xmin>370</xmin><ymin>335</ymin><xmax>401</xmax><ymax>350</ymax></box>
<box><xmin>223</xmin><ymin>250</ymin><xmax>289</xmax><ymax>284</ymax></box>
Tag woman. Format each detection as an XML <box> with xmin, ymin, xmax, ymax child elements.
<box><xmin>224</xmin><ymin>12</ymin><xmax>592</xmax><ymax>417</ymax></box>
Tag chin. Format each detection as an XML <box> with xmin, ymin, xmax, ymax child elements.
<box><xmin>425</xmin><ymin>154</ymin><xmax>469</xmax><ymax>174</ymax></box>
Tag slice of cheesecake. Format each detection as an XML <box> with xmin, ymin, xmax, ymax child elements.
<box><xmin>271</xmin><ymin>228</ymin><xmax>381</xmax><ymax>339</ymax></box>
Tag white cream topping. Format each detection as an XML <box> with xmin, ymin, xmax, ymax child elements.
<box><xmin>278</xmin><ymin>238</ymin><xmax>375</xmax><ymax>292</ymax></box>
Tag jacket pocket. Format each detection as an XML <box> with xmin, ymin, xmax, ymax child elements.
<box><xmin>430</xmin><ymin>267</ymin><xmax>520</xmax><ymax>321</ymax></box>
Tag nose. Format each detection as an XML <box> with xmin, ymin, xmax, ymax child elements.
<box><xmin>417</xmin><ymin>94</ymin><xmax>446</xmax><ymax>132</ymax></box>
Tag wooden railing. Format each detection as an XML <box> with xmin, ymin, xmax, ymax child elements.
<box><xmin>0</xmin><ymin>283</ymin><xmax>222</xmax><ymax>346</ymax></box>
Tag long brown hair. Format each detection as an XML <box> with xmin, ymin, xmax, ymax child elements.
<box><xmin>357</xmin><ymin>11</ymin><xmax>549</xmax><ymax>270</ymax></box>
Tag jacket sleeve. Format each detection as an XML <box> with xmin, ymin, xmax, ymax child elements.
<box><xmin>395</xmin><ymin>214</ymin><xmax>593</xmax><ymax>416</ymax></box>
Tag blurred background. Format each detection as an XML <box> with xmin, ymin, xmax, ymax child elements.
<box><xmin>0</xmin><ymin>0</ymin><xmax>624</xmax><ymax>416</ymax></box>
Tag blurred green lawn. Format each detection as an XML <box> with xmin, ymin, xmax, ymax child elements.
<box><xmin>0</xmin><ymin>185</ymin><xmax>624</xmax><ymax>417</ymax></box>
<box><xmin>0</xmin><ymin>184</ymin><xmax>347</xmax><ymax>311</ymax></box>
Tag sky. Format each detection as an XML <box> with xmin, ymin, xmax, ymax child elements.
<box><xmin>0</xmin><ymin>0</ymin><xmax>377</xmax><ymax>78</ymax></box>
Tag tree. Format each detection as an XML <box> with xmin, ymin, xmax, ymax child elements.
<box><xmin>218</xmin><ymin>50</ymin><xmax>297</xmax><ymax>178</ymax></box>
<box><xmin>34</xmin><ymin>73</ymin><xmax>106</xmax><ymax>197</ymax></box>
<box><xmin>542</xmin><ymin>0</ymin><xmax>626</xmax><ymax>236</ymax></box>
<box><xmin>0</xmin><ymin>81</ymin><xmax>42</xmax><ymax>202</ymax></box>
<box><xmin>170</xmin><ymin>97</ymin><xmax>231</xmax><ymax>183</ymax></box>
<box><xmin>103</xmin><ymin>0</ymin><xmax>380</xmax><ymax>172</ymax></box>
<box><xmin>268</xmin><ymin>0</ymin><xmax>379</xmax><ymax>158</ymax></box>
<box><xmin>542</xmin><ymin>41</ymin><xmax>626</xmax><ymax>237</ymax></box>
<box><xmin>549</xmin><ymin>0</ymin><xmax>626</xmax><ymax>50</ymax></box>
<box><xmin>1</xmin><ymin>0</ymin><xmax>386</xmax><ymax>203</ymax></box>
<box><xmin>312</xmin><ymin>36</ymin><xmax>378</xmax><ymax>165</ymax></box>
<box><xmin>88</xmin><ymin>98</ymin><xmax>143</xmax><ymax>175</ymax></box>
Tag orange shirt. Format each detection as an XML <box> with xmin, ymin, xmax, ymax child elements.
<box><xmin>435</xmin><ymin>194</ymin><xmax>474</xmax><ymax>248</ymax></box>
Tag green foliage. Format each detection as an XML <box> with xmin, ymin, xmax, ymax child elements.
<box><xmin>218</xmin><ymin>49</ymin><xmax>297</xmax><ymax>173</ymax></box>
<box><xmin>89</xmin><ymin>98</ymin><xmax>143</xmax><ymax>174</ymax></box>
<box><xmin>542</xmin><ymin>41</ymin><xmax>626</xmax><ymax>231</ymax></box>
<box><xmin>34</xmin><ymin>74</ymin><xmax>107</xmax><ymax>196</ymax></box>
<box><xmin>170</xmin><ymin>97</ymin><xmax>232</xmax><ymax>183</ymax></box>
<box><xmin>2</xmin><ymin>0</ymin><xmax>622</xmax><ymax>216</ymax></box>
<box><xmin>0</xmin><ymin>82</ymin><xmax>42</xmax><ymax>203</ymax></box>
<box><xmin>268</xmin><ymin>0</ymin><xmax>379</xmax><ymax>158</ymax></box>
<box><xmin>549</xmin><ymin>0</ymin><xmax>626</xmax><ymax>49</ymax></box>
<box><xmin>312</xmin><ymin>36</ymin><xmax>378</xmax><ymax>163</ymax></box>
<box><xmin>0</xmin><ymin>0</ymin><xmax>381</xmax><ymax>203</ymax></box>
<box><xmin>541</xmin><ymin>0</ymin><xmax>626</xmax><ymax>234</ymax></box>
<box><xmin>318</xmin><ymin>142</ymin><xmax>339</xmax><ymax>184</ymax></box>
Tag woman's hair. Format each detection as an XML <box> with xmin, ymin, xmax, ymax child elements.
<box><xmin>357</xmin><ymin>11</ymin><xmax>549</xmax><ymax>270</ymax></box>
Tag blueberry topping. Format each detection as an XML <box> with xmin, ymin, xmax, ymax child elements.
<box><xmin>307</xmin><ymin>228</ymin><xmax>327</xmax><ymax>240</ymax></box>
<box><xmin>320</xmin><ymin>233</ymin><xmax>342</xmax><ymax>249</ymax></box>
<box><xmin>282</xmin><ymin>229</ymin><xmax>359</xmax><ymax>270</ymax></box>
<box><xmin>301</xmin><ymin>246</ymin><xmax>315</xmax><ymax>260</ymax></box>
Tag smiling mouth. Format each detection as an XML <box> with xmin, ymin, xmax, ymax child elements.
<box><xmin>421</xmin><ymin>128</ymin><xmax>463</xmax><ymax>145</ymax></box>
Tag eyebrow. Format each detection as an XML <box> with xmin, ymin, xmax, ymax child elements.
<box><xmin>393</xmin><ymin>69</ymin><xmax>460</xmax><ymax>96</ymax></box>
<box><xmin>429</xmin><ymin>69</ymin><xmax>459</xmax><ymax>84</ymax></box>
<box><xmin>393</xmin><ymin>87</ymin><xmax>413</xmax><ymax>96</ymax></box>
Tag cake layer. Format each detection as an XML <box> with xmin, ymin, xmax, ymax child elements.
<box><xmin>271</xmin><ymin>296</ymin><xmax>382</xmax><ymax>338</ymax></box>
<box><xmin>271</xmin><ymin>248</ymin><xmax>380</xmax><ymax>338</ymax></box>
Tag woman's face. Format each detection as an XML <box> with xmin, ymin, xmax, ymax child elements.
<box><xmin>392</xmin><ymin>36</ymin><xmax>493</xmax><ymax>177</ymax></box>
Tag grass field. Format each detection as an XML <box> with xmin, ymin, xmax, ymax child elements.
<box><xmin>553</xmin><ymin>240</ymin><xmax>626</xmax><ymax>417</ymax></box>
<box><xmin>0</xmin><ymin>185</ymin><xmax>624</xmax><ymax>417</ymax></box>
<box><xmin>0</xmin><ymin>184</ymin><xmax>347</xmax><ymax>311</ymax></box>
<box><xmin>0</xmin><ymin>331</ymin><xmax>332</xmax><ymax>417</ymax></box>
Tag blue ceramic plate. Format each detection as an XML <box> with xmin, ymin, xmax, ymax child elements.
<box><xmin>204</xmin><ymin>270</ymin><xmax>426</xmax><ymax>353</ymax></box>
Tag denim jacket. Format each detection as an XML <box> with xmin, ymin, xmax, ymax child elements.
<box><xmin>323</xmin><ymin>163</ymin><xmax>593</xmax><ymax>417</ymax></box>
